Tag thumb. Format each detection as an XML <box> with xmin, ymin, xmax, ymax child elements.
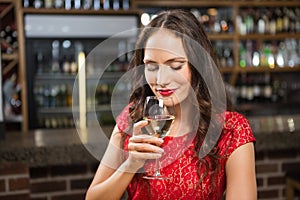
<box><xmin>133</xmin><ymin>120</ymin><xmax>148</xmax><ymax>136</ymax></box>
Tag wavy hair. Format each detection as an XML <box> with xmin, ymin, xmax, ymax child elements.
<box><xmin>126</xmin><ymin>9</ymin><xmax>232</xmax><ymax>186</ymax></box>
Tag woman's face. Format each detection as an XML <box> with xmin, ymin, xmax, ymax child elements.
<box><xmin>143</xmin><ymin>30</ymin><xmax>192</xmax><ymax>106</ymax></box>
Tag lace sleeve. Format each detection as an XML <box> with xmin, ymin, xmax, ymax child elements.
<box><xmin>115</xmin><ymin>103</ymin><xmax>133</xmax><ymax>136</ymax></box>
<box><xmin>219</xmin><ymin>111</ymin><xmax>256</xmax><ymax>160</ymax></box>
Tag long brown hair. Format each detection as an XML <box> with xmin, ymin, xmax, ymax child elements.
<box><xmin>127</xmin><ymin>9</ymin><xmax>232</xmax><ymax>184</ymax></box>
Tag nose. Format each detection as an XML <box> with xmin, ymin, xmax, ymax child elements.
<box><xmin>156</xmin><ymin>66</ymin><xmax>171</xmax><ymax>86</ymax></box>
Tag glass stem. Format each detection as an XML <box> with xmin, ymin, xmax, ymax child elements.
<box><xmin>154</xmin><ymin>158</ymin><xmax>162</xmax><ymax>176</ymax></box>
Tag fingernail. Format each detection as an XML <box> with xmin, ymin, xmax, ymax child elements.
<box><xmin>158</xmin><ymin>148</ymin><xmax>164</xmax><ymax>153</ymax></box>
<box><xmin>158</xmin><ymin>138</ymin><xmax>164</xmax><ymax>143</ymax></box>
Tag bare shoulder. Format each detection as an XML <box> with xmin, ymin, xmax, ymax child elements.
<box><xmin>225</xmin><ymin>142</ymin><xmax>257</xmax><ymax>199</ymax></box>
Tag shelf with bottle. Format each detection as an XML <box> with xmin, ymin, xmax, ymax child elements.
<box><xmin>1</xmin><ymin>1</ymin><xmax>19</xmax><ymax>76</ymax></box>
<box><xmin>33</xmin><ymin>79</ymin><xmax>124</xmax><ymax>129</ymax></box>
<box><xmin>212</xmin><ymin>40</ymin><xmax>235</xmax><ymax>71</ymax></box>
<box><xmin>132</xmin><ymin>0</ymin><xmax>300</xmax><ymax>71</ymax></box>
<box><xmin>134</xmin><ymin>3</ymin><xmax>235</xmax><ymax>35</ymax></box>
<box><xmin>37</xmin><ymin>114</ymin><xmax>75</xmax><ymax>129</ymax></box>
<box><xmin>232</xmin><ymin>72</ymin><xmax>300</xmax><ymax>116</ymax></box>
<box><xmin>133</xmin><ymin>3</ymin><xmax>236</xmax><ymax>74</ymax></box>
<box><xmin>236</xmin><ymin>5</ymin><xmax>300</xmax><ymax>36</ymax></box>
<box><xmin>238</xmin><ymin>39</ymin><xmax>300</xmax><ymax>71</ymax></box>
<box><xmin>1</xmin><ymin>0</ymin><xmax>23</xmax><ymax>127</ymax></box>
<box><xmin>27</xmin><ymin>36</ymin><xmax>133</xmax><ymax>129</ymax></box>
<box><xmin>238</xmin><ymin>33</ymin><xmax>300</xmax><ymax>41</ymax></box>
<box><xmin>21</xmin><ymin>6</ymin><xmax>139</xmax><ymax>129</ymax></box>
<box><xmin>22</xmin><ymin>0</ymin><xmax>133</xmax><ymax>13</ymax></box>
<box><xmin>236</xmin><ymin>4</ymin><xmax>300</xmax><ymax>73</ymax></box>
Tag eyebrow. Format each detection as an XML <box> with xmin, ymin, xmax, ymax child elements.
<box><xmin>143</xmin><ymin>57</ymin><xmax>187</xmax><ymax>64</ymax></box>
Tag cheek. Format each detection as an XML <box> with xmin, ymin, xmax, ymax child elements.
<box><xmin>175</xmin><ymin>70</ymin><xmax>191</xmax><ymax>85</ymax></box>
<box><xmin>145</xmin><ymin>71</ymin><xmax>156</xmax><ymax>85</ymax></box>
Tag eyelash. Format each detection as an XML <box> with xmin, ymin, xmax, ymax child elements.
<box><xmin>145</xmin><ymin>63</ymin><xmax>184</xmax><ymax>71</ymax></box>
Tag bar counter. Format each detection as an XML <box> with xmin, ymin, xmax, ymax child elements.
<box><xmin>0</xmin><ymin>127</ymin><xmax>299</xmax><ymax>167</ymax></box>
<box><xmin>0</xmin><ymin>127</ymin><xmax>300</xmax><ymax>199</ymax></box>
<box><xmin>0</xmin><ymin>127</ymin><xmax>114</xmax><ymax>167</ymax></box>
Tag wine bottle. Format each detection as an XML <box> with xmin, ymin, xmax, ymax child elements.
<box><xmin>263</xmin><ymin>74</ymin><xmax>272</xmax><ymax>102</ymax></box>
<box><xmin>36</xmin><ymin>52</ymin><xmax>45</xmax><ymax>74</ymax></box>
<box><xmin>74</xmin><ymin>0</ymin><xmax>81</xmax><ymax>9</ymax></box>
<box><xmin>122</xmin><ymin>0</ymin><xmax>129</xmax><ymax>10</ymax></box>
<box><xmin>62</xmin><ymin>56</ymin><xmax>71</xmax><ymax>74</ymax></box>
<box><xmin>267</xmin><ymin>45</ymin><xmax>275</xmax><ymax>69</ymax></box>
<box><xmin>246</xmin><ymin>76</ymin><xmax>254</xmax><ymax>102</ymax></box>
<box><xmin>113</xmin><ymin>0</ymin><xmax>119</xmax><ymax>10</ymax></box>
<box><xmin>33</xmin><ymin>0</ymin><xmax>43</xmax><ymax>8</ymax></box>
<box><xmin>289</xmin><ymin>8</ymin><xmax>296</xmax><ymax>33</ymax></box>
<box><xmin>269</xmin><ymin>11</ymin><xmax>277</xmax><ymax>35</ymax></box>
<box><xmin>43</xmin><ymin>85</ymin><xmax>50</xmax><ymax>107</ymax></box>
<box><xmin>239</xmin><ymin>43</ymin><xmax>247</xmax><ymax>68</ymax></box>
<box><xmin>66</xmin><ymin>85</ymin><xmax>73</xmax><ymax>107</ymax></box>
<box><xmin>226</xmin><ymin>15</ymin><xmax>234</xmax><ymax>33</ymax></box>
<box><xmin>275</xmin><ymin>8</ymin><xmax>283</xmax><ymax>33</ymax></box>
<box><xmin>283</xmin><ymin>7</ymin><xmax>290</xmax><ymax>32</ymax></box>
<box><xmin>263</xmin><ymin>13</ymin><xmax>270</xmax><ymax>34</ymax></box>
<box><xmin>245</xmin><ymin>40</ymin><xmax>253</xmax><ymax>67</ymax></box>
<box><xmin>34</xmin><ymin>85</ymin><xmax>44</xmax><ymax>107</ymax></box>
<box><xmin>55</xmin><ymin>0</ymin><xmax>64</xmax><ymax>8</ymax></box>
<box><xmin>45</xmin><ymin>0</ymin><xmax>53</xmax><ymax>8</ymax></box>
<box><xmin>257</xmin><ymin>10</ymin><xmax>265</xmax><ymax>34</ymax></box>
<box><xmin>83</xmin><ymin>0</ymin><xmax>92</xmax><ymax>9</ymax></box>
<box><xmin>236</xmin><ymin>15</ymin><xmax>247</xmax><ymax>35</ymax></box>
<box><xmin>276</xmin><ymin>42</ymin><xmax>285</xmax><ymax>68</ymax></box>
<box><xmin>252</xmin><ymin>51</ymin><xmax>260</xmax><ymax>67</ymax></box>
<box><xmin>240</xmin><ymin>74</ymin><xmax>248</xmax><ymax>103</ymax></box>
<box><xmin>65</xmin><ymin>0</ymin><xmax>72</xmax><ymax>10</ymax></box>
<box><xmin>226</xmin><ymin>48</ymin><xmax>234</xmax><ymax>67</ymax></box>
<box><xmin>213</xmin><ymin>15</ymin><xmax>221</xmax><ymax>33</ymax></box>
<box><xmin>235</xmin><ymin>76</ymin><xmax>242</xmax><ymax>104</ymax></box>
<box><xmin>103</xmin><ymin>0</ymin><xmax>110</xmax><ymax>10</ymax></box>
<box><xmin>271</xmin><ymin>79</ymin><xmax>280</xmax><ymax>103</ymax></box>
<box><xmin>252</xmin><ymin>76</ymin><xmax>261</xmax><ymax>102</ymax></box>
<box><xmin>295</xmin><ymin>8</ymin><xmax>300</xmax><ymax>33</ymax></box>
<box><xmin>10</xmin><ymin>89</ymin><xmax>22</xmax><ymax>115</ymax></box>
<box><xmin>51</xmin><ymin>40</ymin><xmax>60</xmax><ymax>73</ymax></box>
<box><xmin>1</xmin><ymin>25</ymin><xmax>18</xmax><ymax>54</ymax></box>
<box><xmin>23</xmin><ymin>0</ymin><xmax>30</xmax><ymax>7</ymax></box>
<box><xmin>50</xmin><ymin>85</ymin><xmax>59</xmax><ymax>107</ymax></box>
<box><xmin>93</xmin><ymin>0</ymin><xmax>100</xmax><ymax>10</ymax></box>
<box><xmin>245</xmin><ymin>10</ymin><xmax>254</xmax><ymax>34</ymax></box>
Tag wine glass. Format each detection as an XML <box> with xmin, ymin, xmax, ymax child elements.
<box><xmin>142</xmin><ymin>96</ymin><xmax>175</xmax><ymax>180</ymax></box>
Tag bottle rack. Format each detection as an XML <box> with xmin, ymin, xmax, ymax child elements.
<box><xmin>131</xmin><ymin>0</ymin><xmax>300</xmax><ymax>117</ymax></box>
<box><xmin>19</xmin><ymin>4</ymin><xmax>140</xmax><ymax>130</ymax></box>
<box><xmin>0</xmin><ymin>0</ymin><xmax>23</xmax><ymax>128</ymax></box>
<box><xmin>7</xmin><ymin>0</ymin><xmax>300</xmax><ymax>131</ymax></box>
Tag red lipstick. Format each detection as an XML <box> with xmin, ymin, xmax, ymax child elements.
<box><xmin>158</xmin><ymin>89</ymin><xmax>174</xmax><ymax>96</ymax></box>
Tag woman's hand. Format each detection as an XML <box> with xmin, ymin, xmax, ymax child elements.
<box><xmin>126</xmin><ymin>120</ymin><xmax>164</xmax><ymax>171</ymax></box>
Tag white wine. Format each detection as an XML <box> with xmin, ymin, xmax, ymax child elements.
<box><xmin>144</xmin><ymin>115</ymin><xmax>175</xmax><ymax>138</ymax></box>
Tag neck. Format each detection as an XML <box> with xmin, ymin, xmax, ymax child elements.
<box><xmin>170</xmin><ymin>98</ymin><xmax>197</xmax><ymax>137</ymax></box>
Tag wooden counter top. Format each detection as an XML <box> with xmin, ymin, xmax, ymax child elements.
<box><xmin>0</xmin><ymin>127</ymin><xmax>299</xmax><ymax>167</ymax></box>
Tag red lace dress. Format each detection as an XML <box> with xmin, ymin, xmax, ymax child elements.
<box><xmin>116</xmin><ymin>105</ymin><xmax>256</xmax><ymax>200</ymax></box>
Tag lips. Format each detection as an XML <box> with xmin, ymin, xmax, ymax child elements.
<box><xmin>157</xmin><ymin>89</ymin><xmax>175</xmax><ymax>96</ymax></box>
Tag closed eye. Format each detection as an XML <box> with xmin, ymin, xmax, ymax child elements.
<box><xmin>145</xmin><ymin>63</ymin><xmax>159</xmax><ymax>71</ymax></box>
<box><xmin>169</xmin><ymin>61</ymin><xmax>186</xmax><ymax>70</ymax></box>
<box><xmin>144</xmin><ymin>60</ymin><xmax>187</xmax><ymax>71</ymax></box>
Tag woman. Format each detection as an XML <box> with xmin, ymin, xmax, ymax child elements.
<box><xmin>86</xmin><ymin>9</ymin><xmax>256</xmax><ymax>200</ymax></box>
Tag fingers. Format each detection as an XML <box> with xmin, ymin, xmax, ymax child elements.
<box><xmin>128</xmin><ymin>138</ymin><xmax>164</xmax><ymax>154</ymax></box>
<box><xmin>133</xmin><ymin>120</ymin><xmax>148</xmax><ymax>136</ymax></box>
<box><xmin>129</xmin><ymin>151</ymin><xmax>163</xmax><ymax>160</ymax></box>
<box><xmin>128</xmin><ymin>120</ymin><xmax>165</xmax><ymax>167</ymax></box>
<box><xmin>129</xmin><ymin>134</ymin><xmax>164</xmax><ymax>146</ymax></box>
<box><xmin>128</xmin><ymin>134</ymin><xmax>164</xmax><ymax>163</ymax></box>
